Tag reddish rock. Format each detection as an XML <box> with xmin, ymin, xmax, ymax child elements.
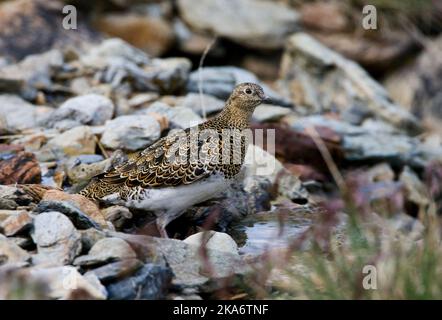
<box><xmin>95</xmin><ymin>13</ymin><xmax>174</xmax><ymax>56</ymax></box>
<box><xmin>0</xmin><ymin>151</ymin><xmax>41</xmax><ymax>184</ymax></box>
<box><xmin>0</xmin><ymin>211</ymin><xmax>33</xmax><ymax>236</ymax></box>
<box><xmin>252</xmin><ymin>123</ymin><xmax>344</xmax><ymax>173</ymax></box>
<box><xmin>42</xmin><ymin>190</ymin><xmax>107</xmax><ymax>227</ymax></box>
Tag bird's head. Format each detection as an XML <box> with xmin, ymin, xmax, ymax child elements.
<box><xmin>227</xmin><ymin>83</ymin><xmax>268</xmax><ymax>111</ymax></box>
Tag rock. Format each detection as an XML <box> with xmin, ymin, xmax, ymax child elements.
<box><xmin>34</xmin><ymin>201</ymin><xmax>101</xmax><ymax>230</ymax></box>
<box><xmin>8</xmin><ymin>236</ymin><xmax>34</xmax><ymax>250</ymax></box>
<box><xmin>280</xmin><ymin>33</ymin><xmax>421</xmax><ymax>133</ymax></box>
<box><xmin>101</xmin><ymin>206</ymin><xmax>133</xmax><ymax>230</ymax></box>
<box><xmin>244</xmin><ymin>144</ymin><xmax>308</xmax><ymax>201</ymax></box>
<box><xmin>111</xmin><ymin>232</ymin><xmax>248</xmax><ymax>289</ymax></box>
<box><xmin>399</xmin><ymin>166</ymin><xmax>430</xmax><ymax>208</ymax></box>
<box><xmin>299</xmin><ymin>1</ymin><xmax>349</xmax><ymax>32</ymax></box>
<box><xmin>0</xmin><ymin>49</ymin><xmax>63</xmax><ymax>96</ymax></box>
<box><xmin>177</xmin><ymin>0</ymin><xmax>299</xmax><ymax>49</ymax></box>
<box><xmin>173</xmin><ymin>18</ymin><xmax>219</xmax><ymax>55</ymax></box>
<box><xmin>42</xmin><ymin>126</ymin><xmax>96</xmax><ymax>160</ymax></box>
<box><xmin>40</xmin><ymin>190</ymin><xmax>107</xmax><ymax>227</ymax></box>
<box><xmin>187</xmin><ymin>66</ymin><xmax>291</xmax><ymax>107</ymax></box>
<box><xmin>0</xmin><ymin>234</ymin><xmax>30</xmax><ymax>265</ymax></box>
<box><xmin>366</xmin><ymin>163</ymin><xmax>395</xmax><ymax>183</ymax></box>
<box><xmin>65</xmin><ymin>152</ymin><xmax>127</xmax><ymax>186</ymax></box>
<box><xmin>184</xmin><ymin>231</ymin><xmax>238</xmax><ymax>253</ymax></box>
<box><xmin>0</xmin><ymin>210</ymin><xmax>28</xmax><ymax>224</ymax></box>
<box><xmin>290</xmin><ymin>115</ymin><xmax>426</xmax><ymax>168</ymax></box>
<box><xmin>31</xmin><ymin>211</ymin><xmax>82</xmax><ymax>266</ymax></box>
<box><xmin>42</xmin><ymin>94</ymin><xmax>114</xmax><ymax>128</ymax></box>
<box><xmin>0</xmin><ymin>95</ymin><xmax>38</xmax><ymax>132</ymax></box>
<box><xmin>0</xmin><ymin>211</ymin><xmax>33</xmax><ymax>236</ymax></box>
<box><xmin>100</xmin><ymin>115</ymin><xmax>161</xmax><ymax>151</ymax></box>
<box><xmin>65</xmin><ymin>154</ymin><xmax>105</xmax><ymax>184</ymax></box>
<box><xmin>127</xmin><ymin>92</ymin><xmax>160</xmax><ymax>110</ymax></box>
<box><xmin>387</xmin><ymin>36</ymin><xmax>442</xmax><ymax>134</ymax></box>
<box><xmin>85</xmin><ymin>258</ymin><xmax>143</xmax><ymax>283</ymax></box>
<box><xmin>95</xmin><ymin>13</ymin><xmax>174</xmax><ymax>56</ymax></box>
<box><xmin>79</xmin><ymin>228</ymin><xmax>107</xmax><ymax>252</ymax></box>
<box><xmin>0</xmin><ymin>0</ymin><xmax>97</xmax><ymax>61</ymax></box>
<box><xmin>73</xmin><ymin>238</ymin><xmax>136</xmax><ymax>267</ymax></box>
<box><xmin>0</xmin><ymin>186</ymin><xmax>33</xmax><ymax>210</ymax></box>
<box><xmin>106</xmin><ymin>263</ymin><xmax>173</xmax><ymax>300</ymax></box>
<box><xmin>252</xmin><ymin>104</ymin><xmax>291</xmax><ymax>122</ymax></box>
<box><xmin>86</xmin><ymin>39</ymin><xmax>191</xmax><ymax>94</ymax></box>
<box><xmin>0</xmin><ymin>151</ymin><xmax>41</xmax><ymax>184</ymax></box>
<box><xmin>144</xmin><ymin>102</ymin><xmax>202</xmax><ymax>129</ymax></box>
<box><xmin>26</xmin><ymin>266</ymin><xmax>107</xmax><ymax>299</ymax></box>
<box><xmin>179</xmin><ymin>93</ymin><xmax>225</xmax><ymax>116</ymax></box>
<box><xmin>81</xmin><ymin>38</ymin><xmax>150</xmax><ymax>69</ymax></box>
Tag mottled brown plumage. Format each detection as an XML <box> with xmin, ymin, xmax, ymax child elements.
<box><xmin>79</xmin><ymin>83</ymin><xmax>267</xmax><ymax>236</ymax></box>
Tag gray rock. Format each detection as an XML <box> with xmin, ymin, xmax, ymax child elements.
<box><xmin>177</xmin><ymin>0</ymin><xmax>299</xmax><ymax>49</ymax></box>
<box><xmin>81</xmin><ymin>38</ymin><xmax>151</xmax><ymax>69</ymax></box>
<box><xmin>187</xmin><ymin>66</ymin><xmax>291</xmax><ymax>107</ymax></box>
<box><xmin>42</xmin><ymin>94</ymin><xmax>114</xmax><ymax>128</ymax></box>
<box><xmin>0</xmin><ymin>186</ymin><xmax>33</xmax><ymax>210</ymax></box>
<box><xmin>0</xmin><ymin>211</ymin><xmax>33</xmax><ymax>236</ymax></box>
<box><xmin>0</xmin><ymin>95</ymin><xmax>38</xmax><ymax>132</ymax></box>
<box><xmin>106</xmin><ymin>263</ymin><xmax>173</xmax><ymax>300</ymax></box>
<box><xmin>291</xmin><ymin>115</ymin><xmax>427</xmax><ymax>168</ymax></box>
<box><xmin>253</xmin><ymin>104</ymin><xmax>292</xmax><ymax>122</ymax></box>
<box><xmin>143</xmin><ymin>102</ymin><xmax>202</xmax><ymax>129</ymax></box>
<box><xmin>179</xmin><ymin>93</ymin><xmax>225</xmax><ymax>116</ymax></box>
<box><xmin>79</xmin><ymin>228</ymin><xmax>107</xmax><ymax>253</ymax></box>
<box><xmin>26</xmin><ymin>266</ymin><xmax>107</xmax><ymax>299</ymax></box>
<box><xmin>74</xmin><ymin>237</ymin><xmax>136</xmax><ymax>267</ymax></box>
<box><xmin>111</xmin><ymin>232</ymin><xmax>248</xmax><ymax>289</ymax></box>
<box><xmin>100</xmin><ymin>115</ymin><xmax>161</xmax><ymax>151</ymax></box>
<box><xmin>31</xmin><ymin>212</ymin><xmax>82</xmax><ymax>266</ymax></box>
<box><xmin>0</xmin><ymin>234</ymin><xmax>30</xmax><ymax>265</ymax></box>
<box><xmin>41</xmin><ymin>126</ymin><xmax>96</xmax><ymax>161</ymax></box>
<box><xmin>0</xmin><ymin>49</ymin><xmax>63</xmax><ymax>96</ymax></box>
<box><xmin>184</xmin><ymin>231</ymin><xmax>238</xmax><ymax>253</ymax></box>
<box><xmin>399</xmin><ymin>166</ymin><xmax>430</xmax><ymax>207</ymax></box>
<box><xmin>244</xmin><ymin>144</ymin><xmax>308</xmax><ymax>201</ymax></box>
<box><xmin>94</xmin><ymin>46</ymin><xmax>192</xmax><ymax>94</ymax></box>
<box><xmin>65</xmin><ymin>154</ymin><xmax>105</xmax><ymax>184</ymax></box>
<box><xmin>34</xmin><ymin>200</ymin><xmax>101</xmax><ymax>230</ymax></box>
<box><xmin>85</xmin><ymin>258</ymin><xmax>144</xmax><ymax>283</ymax></box>
<box><xmin>280</xmin><ymin>33</ymin><xmax>421</xmax><ymax>133</ymax></box>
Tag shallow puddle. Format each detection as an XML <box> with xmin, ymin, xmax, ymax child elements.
<box><xmin>229</xmin><ymin>209</ymin><xmax>315</xmax><ymax>256</ymax></box>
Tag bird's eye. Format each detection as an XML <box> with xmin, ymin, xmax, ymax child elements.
<box><xmin>245</xmin><ymin>88</ymin><xmax>253</xmax><ymax>95</ymax></box>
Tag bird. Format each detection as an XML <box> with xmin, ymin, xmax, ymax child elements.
<box><xmin>79</xmin><ymin>83</ymin><xmax>268</xmax><ymax>237</ymax></box>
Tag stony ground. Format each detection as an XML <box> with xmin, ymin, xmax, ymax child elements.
<box><xmin>0</xmin><ymin>0</ymin><xmax>442</xmax><ymax>299</ymax></box>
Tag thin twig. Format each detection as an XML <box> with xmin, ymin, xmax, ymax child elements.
<box><xmin>94</xmin><ymin>135</ymin><xmax>109</xmax><ymax>159</ymax></box>
<box><xmin>305</xmin><ymin>126</ymin><xmax>347</xmax><ymax>194</ymax></box>
<box><xmin>198</xmin><ymin>37</ymin><xmax>217</xmax><ymax>121</ymax></box>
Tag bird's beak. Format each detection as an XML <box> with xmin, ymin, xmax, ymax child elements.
<box><xmin>259</xmin><ymin>94</ymin><xmax>270</xmax><ymax>102</ymax></box>
<box><xmin>261</xmin><ymin>95</ymin><xmax>271</xmax><ymax>103</ymax></box>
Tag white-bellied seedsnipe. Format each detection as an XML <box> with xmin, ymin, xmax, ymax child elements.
<box><xmin>80</xmin><ymin>83</ymin><xmax>268</xmax><ymax>237</ymax></box>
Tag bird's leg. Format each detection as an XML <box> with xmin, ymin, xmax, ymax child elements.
<box><xmin>156</xmin><ymin>214</ymin><xmax>172</xmax><ymax>238</ymax></box>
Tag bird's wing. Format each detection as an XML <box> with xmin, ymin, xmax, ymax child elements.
<box><xmin>96</xmin><ymin>128</ymin><xmax>221</xmax><ymax>189</ymax></box>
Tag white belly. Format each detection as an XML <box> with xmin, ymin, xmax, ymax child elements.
<box><xmin>104</xmin><ymin>174</ymin><xmax>232</xmax><ymax>214</ymax></box>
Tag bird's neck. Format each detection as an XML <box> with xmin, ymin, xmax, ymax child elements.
<box><xmin>212</xmin><ymin>100</ymin><xmax>254</xmax><ymax>130</ymax></box>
